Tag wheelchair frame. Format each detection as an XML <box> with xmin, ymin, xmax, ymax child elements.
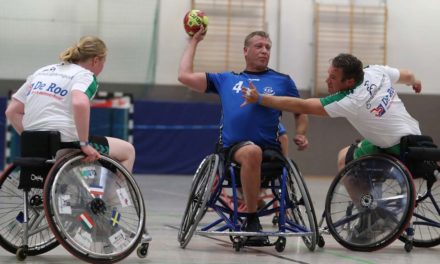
<box><xmin>178</xmin><ymin>150</ymin><xmax>318</xmax><ymax>252</ymax></box>
<box><xmin>0</xmin><ymin>131</ymin><xmax>151</xmax><ymax>263</ymax></box>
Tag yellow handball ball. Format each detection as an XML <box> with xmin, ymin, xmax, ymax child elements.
<box><xmin>183</xmin><ymin>9</ymin><xmax>208</xmax><ymax>36</ymax></box>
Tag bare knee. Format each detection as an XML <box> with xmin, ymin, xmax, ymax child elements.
<box><xmin>107</xmin><ymin>137</ymin><xmax>135</xmax><ymax>171</ymax></box>
<box><xmin>234</xmin><ymin>144</ymin><xmax>263</xmax><ymax>166</ymax></box>
<box><xmin>337</xmin><ymin>146</ymin><xmax>350</xmax><ymax>172</ymax></box>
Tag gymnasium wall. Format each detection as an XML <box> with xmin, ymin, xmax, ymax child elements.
<box><xmin>1</xmin><ymin>0</ymin><xmax>439</xmax><ymax>175</ymax></box>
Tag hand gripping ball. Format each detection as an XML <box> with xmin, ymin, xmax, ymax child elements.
<box><xmin>183</xmin><ymin>10</ymin><xmax>208</xmax><ymax>36</ymax></box>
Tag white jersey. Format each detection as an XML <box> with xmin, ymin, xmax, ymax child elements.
<box><xmin>13</xmin><ymin>63</ymin><xmax>98</xmax><ymax>142</ymax></box>
<box><xmin>321</xmin><ymin>65</ymin><xmax>421</xmax><ymax>148</ymax></box>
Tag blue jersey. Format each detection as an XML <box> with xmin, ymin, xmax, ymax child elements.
<box><xmin>206</xmin><ymin>69</ymin><xmax>299</xmax><ymax>148</ymax></box>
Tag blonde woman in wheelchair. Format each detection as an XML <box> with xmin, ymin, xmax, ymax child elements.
<box><xmin>3</xmin><ymin>36</ymin><xmax>149</xmax><ymax>262</ymax></box>
<box><xmin>5</xmin><ymin>36</ymin><xmax>134</xmax><ymax>172</ymax></box>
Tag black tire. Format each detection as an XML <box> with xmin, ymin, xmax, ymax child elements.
<box><xmin>317</xmin><ymin>235</ymin><xmax>325</xmax><ymax>248</ymax></box>
<box><xmin>284</xmin><ymin>159</ymin><xmax>318</xmax><ymax>251</ymax></box>
<box><xmin>275</xmin><ymin>237</ymin><xmax>286</xmax><ymax>252</ymax></box>
<box><xmin>136</xmin><ymin>243</ymin><xmax>149</xmax><ymax>258</ymax></box>
<box><xmin>178</xmin><ymin>154</ymin><xmax>219</xmax><ymax>248</ymax></box>
<box><xmin>0</xmin><ymin>164</ymin><xmax>58</xmax><ymax>256</ymax></box>
<box><xmin>325</xmin><ymin>155</ymin><xmax>415</xmax><ymax>252</ymax></box>
<box><xmin>399</xmin><ymin>176</ymin><xmax>440</xmax><ymax>247</ymax></box>
<box><xmin>43</xmin><ymin>152</ymin><xmax>146</xmax><ymax>264</ymax></box>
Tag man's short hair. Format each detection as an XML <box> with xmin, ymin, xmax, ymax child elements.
<box><xmin>244</xmin><ymin>31</ymin><xmax>270</xmax><ymax>47</ymax></box>
<box><xmin>331</xmin><ymin>53</ymin><xmax>364</xmax><ymax>83</ymax></box>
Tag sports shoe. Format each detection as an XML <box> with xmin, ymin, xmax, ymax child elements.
<box><xmin>244</xmin><ymin>216</ymin><xmax>269</xmax><ymax>246</ymax></box>
<box><xmin>348</xmin><ymin>213</ymin><xmax>373</xmax><ymax>244</ymax></box>
<box><xmin>349</xmin><ymin>209</ymin><xmax>394</xmax><ymax>244</ymax></box>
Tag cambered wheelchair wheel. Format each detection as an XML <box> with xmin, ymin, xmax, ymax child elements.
<box><xmin>178</xmin><ymin>154</ymin><xmax>219</xmax><ymax>248</ymax></box>
<box><xmin>43</xmin><ymin>151</ymin><xmax>146</xmax><ymax>264</ymax></box>
<box><xmin>399</xmin><ymin>176</ymin><xmax>440</xmax><ymax>247</ymax></box>
<box><xmin>325</xmin><ymin>155</ymin><xmax>415</xmax><ymax>251</ymax></box>
<box><xmin>0</xmin><ymin>164</ymin><xmax>59</xmax><ymax>256</ymax></box>
<box><xmin>285</xmin><ymin>159</ymin><xmax>318</xmax><ymax>251</ymax></box>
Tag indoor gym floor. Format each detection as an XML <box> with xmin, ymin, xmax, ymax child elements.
<box><xmin>0</xmin><ymin>174</ymin><xmax>438</xmax><ymax>264</ymax></box>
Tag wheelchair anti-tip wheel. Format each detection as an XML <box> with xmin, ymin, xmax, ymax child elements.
<box><xmin>325</xmin><ymin>155</ymin><xmax>415</xmax><ymax>251</ymax></box>
<box><xmin>43</xmin><ymin>152</ymin><xmax>146</xmax><ymax>264</ymax></box>
<box><xmin>0</xmin><ymin>164</ymin><xmax>59</xmax><ymax>257</ymax></box>
<box><xmin>285</xmin><ymin>159</ymin><xmax>318</xmax><ymax>251</ymax></box>
<box><xmin>178</xmin><ymin>154</ymin><xmax>219</xmax><ymax>248</ymax></box>
<box><xmin>399</xmin><ymin>176</ymin><xmax>440</xmax><ymax>247</ymax></box>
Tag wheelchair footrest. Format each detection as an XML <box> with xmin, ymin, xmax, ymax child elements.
<box><xmin>243</xmin><ymin>236</ymin><xmax>271</xmax><ymax>247</ymax></box>
<box><xmin>196</xmin><ymin>230</ymin><xmax>313</xmax><ymax>237</ymax></box>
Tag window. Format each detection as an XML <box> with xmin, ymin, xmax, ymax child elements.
<box><xmin>192</xmin><ymin>0</ymin><xmax>266</xmax><ymax>73</ymax></box>
<box><xmin>314</xmin><ymin>3</ymin><xmax>387</xmax><ymax>95</ymax></box>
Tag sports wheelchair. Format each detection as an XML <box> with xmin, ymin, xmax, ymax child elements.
<box><xmin>178</xmin><ymin>148</ymin><xmax>318</xmax><ymax>252</ymax></box>
<box><xmin>0</xmin><ymin>131</ymin><xmax>151</xmax><ymax>263</ymax></box>
<box><xmin>318</xmin><ymin>135</ymin><xmax>440</xmax><ymax>252</ymax></box>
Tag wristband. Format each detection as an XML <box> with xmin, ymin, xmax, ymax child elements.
<box><xmin>79</xmin><ymin>141</ymin><xmax>89</xmax><ymax>147</ymax></box>
<box><xmin>257</xmin><ymin>93</ymin><xmax>263</xmax><ymax>104</ymax></box>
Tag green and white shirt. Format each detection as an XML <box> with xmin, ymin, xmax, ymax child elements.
<box><xmin>13</xmin><ymin>63</ymin><xmax>98</xmax><ymax>142</ymax></box>
<box><xmin>320</xmin><ymin>65</ymin><xmax>421</xmax><ymax>148</ymax></box>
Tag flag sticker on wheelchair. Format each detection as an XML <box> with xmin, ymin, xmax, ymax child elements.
<box><xmin>80</xmin><ymin>166</ymin><xmax>97</xmax><ymax>179</ymax></box>
<box><xmin>58</xmin><ymin>194</ymin><xmax>72</xmax><ymax>214</ymax></box>
<box><xmin>109</xmin><ymin>229</ymin><xmax>127</xmax><ymax>248</ymax></box>
<box><xmin>110</xmin><ymin>208</ymin><xmax>121</xmax><ymax>228</ymax></box>
<box><xmin>77</xmin><ymin>211</ymin><xmax>95</xmax><ymax>231</ymax></box>
<box><xmin>116</xmin><ymin>188</ymin><xmax>132</xmax><ymax>207</ymax></box>
<box><xmin>74</xmin><ymin>229</ymin><xmax>93</xmax><ymax>249</ymax></box>
<box><xmin>89</xmin><ymin>184</ymin><xmax>104</xmax><ymax>198</ymax></box>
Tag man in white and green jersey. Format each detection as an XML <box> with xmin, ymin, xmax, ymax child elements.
<box><xmin>241</xmin><ymin>53</ymin><xmax>422</xmax><ymax>171</ymax></box>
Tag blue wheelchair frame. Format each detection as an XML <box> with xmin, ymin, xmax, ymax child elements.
<box><xmin>179</xmin><ymin>150</ymin><xmax>318</xmax><ymax>252</ymax></box>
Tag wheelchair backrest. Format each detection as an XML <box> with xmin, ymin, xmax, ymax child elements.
<box><xmin>400</xmin><ymin>135</ymin><xmax>438</xmax><ymax>180</ymax></box>
<box><xmin>21</xmin><ymin>130</ymin><xmax>61</xmax><ymax>158</ymax></box>
<box><xmin>17</xmin><ymin>131</ymin><xmax>61</xmax><ymax>190</ymax></box>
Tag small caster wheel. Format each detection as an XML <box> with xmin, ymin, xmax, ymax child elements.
<box><xmin>275</xmin><ymin>237</ymin><xmax>286</xmax><ymax>252</ymax></box>
<box><xmin>272</xmin><ymin>215</ymin><xmax>279</xmax><ymax>226</ymax></box>
<box><xmin>404</xmin><ymin>241</ymin><xmax>413</xmax><ymax>252</ymax></box>
<box><xmin>233</xmin><ymin>237</ymin><xmax>242</xmax><ymax>252</ymax></box>
<box><xmin>317</xmin><ymin>235</ymin><xmax>325</xmax><ymax>248</ymax></box>
<box><xmin>137</xmin><ymin>243</ymin><xmax>149</xmax><ymax>258</ymax></box>
<box><xmin>16</xmin><ymin>246</ymin><xmax>28</xmax><ymax>261</ymax></box>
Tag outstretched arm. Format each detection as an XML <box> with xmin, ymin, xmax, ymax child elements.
<box><xmin>241</xmin><ymin>82</ymin><xmax>328</xmax><ymax>116</ymax></box>
<box><xmin>397</xmin><ymin>69</ymin><xmax>421</xmax><ymax>93</ymax></box>
<box><xmin>178</xmin><ymin>27</ymin><xmax>208</xmax><ymax>93</ymax></box>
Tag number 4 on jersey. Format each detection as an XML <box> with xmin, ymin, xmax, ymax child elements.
<box><xmin>232</xmin><ymin>81</ymin><xmax>243</xmax><ymax>93</ymax></box>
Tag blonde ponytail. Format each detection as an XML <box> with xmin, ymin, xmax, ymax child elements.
<box><xmin>59</xmin><ymin>36</ymin><xmax>107</xmax><ymax>63</ymax></box>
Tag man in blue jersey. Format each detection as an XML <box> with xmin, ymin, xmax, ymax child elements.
<box><xmin>178</xmin><ymin>28</ymin><xmax>309</xmax><ymax>242</ymax></box>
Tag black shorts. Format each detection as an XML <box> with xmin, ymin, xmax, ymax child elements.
<box><xmin>221</xmin><ymin>141</ymin><xmax>281</xmax><ymax>164</ymax></box>
<box><xmin>61</xmin><ymin>135</ymin><xmax>109</xmax><ymax>155</ymax></box>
